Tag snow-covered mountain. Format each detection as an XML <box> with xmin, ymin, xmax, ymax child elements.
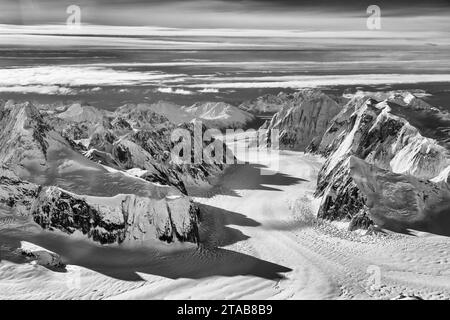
<box><xmin>56</xmin><ymin>103</ymin><xmax>110</xmax><ymax>123</ymax></box>
<box><xmin>1</xmin><ymin>170</ymin><xmax>200</xmax><ymax>245</ymax></box>
<box><xmin>34</xmin><ymin>187</ymin><xmax>200</xmax><ymax>245</ymax></box>
<box><xmin>116</xmin><ymin>100</ymin><xmax>255</xmax><ymax>130</ymax></box>
<box><xmin>240</xmin><ymin>91</ymin><xmax>346</xmax><ymax>116</ymax></box>
<box><xmin>0</xmin><ymin>101</ymin><xmax>51</xmax><ymax>176</ymax></box>
<box><xmin>308</xmin><ymin>92</ymin><xmax>450</xmax><ymax>231</ymax></box>
<box><xmin>182</xmin><ymin>101</ymin><xmax>256</xmax><ymax>129</ymax></box>
<box><xmin>339</xmin><ymin>90</ymin><xmax>450</xmax><ymax>148</ymax></box>
<box><xmin>47</xmin><ymin>102</ymin><xmax>228</xmax><ymax>193</ymax></box>
<box><xmin>0</xmin><ymin>100</ymin><xmax>210</xmax><ymax>245</ymax></box>
<box><xmin>117</xmin><ymin>101</ymin><xmax>190</xmax><ymax>125</ymax></box>
<box><xmin>309</xmin><ymin>96</ymin><xmax>449</xmax><ymax>179</ymax></box>
<box><xmin>239</xmin><ymin>92</ymin><xmax>294</xmax><ymax>114</ymax></box>
<box><xmin>262</xmin><ymin>90</ymin><xmax>341</xmax><ymax>150</ymax></box>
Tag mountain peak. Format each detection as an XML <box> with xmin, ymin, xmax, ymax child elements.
<box><xmin>0</xmin><ymin>101</ymin><xmax>51</xmax><ymax>173</ymax></box>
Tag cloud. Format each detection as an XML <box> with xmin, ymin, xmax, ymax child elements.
<box><xmin>0</xmin><ymin>85</ymin><xmax>74</xmax><ymax>95</ymax></box>
<box><xmin>2</xmin><ymin>64</ymin><xmax>450</xmax><ymax>94</ymax></box>
<box><xmin>198</xmin><ymin>88</ymin><xmax>219</xmax><ymax>93</ymax></box>
<box><xmin>0</xmin><ymin>66</ymin><xmax>184</xmax><ymax>87</ymax></box>
<box><xmin>181</xmin><ymin>74</ymin><xmax>450</xmax><ymax>89</ymax></box>
<box><xmin>156</xmin><ymin>87</ymin><xmax>193</xmax><ymax>95</ymax></box>
<box><xmin>0</xmin><ymin>65</ymin><xmax>185</xmax><ymax>94</ymax></box>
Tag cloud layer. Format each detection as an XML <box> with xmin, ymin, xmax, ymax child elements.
<box><xmin>2</xmin><ymin>65</ymin><xmax>450</xmax><ymax>95</ymax></box>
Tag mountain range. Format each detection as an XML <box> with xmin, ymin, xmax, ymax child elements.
<box><xmin>0</xmin><ymin>99</ymin><xmax>232</xmax><ymax>247</ymax></box>
<box><xmin>1</xmin><ymin>89</ymin><xmax>449</xmax><ymax>251</ymax></box>
<box><xmin>259</xmin><ymin>90</ymin><xmax>450</xmax><ymax>235</ymax></box>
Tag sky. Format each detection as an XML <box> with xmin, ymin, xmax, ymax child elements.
<box><xmin>0</xmin><ymin>0</ymin><xmax>447</xmax><ymax>28</ymax></box>
<box><xmin>0</xmin><ymin>0</ymin><xmax>448</xmax><ymax>50</ymax></box>
<box><xmin>0</xmin><ymin>1</ymin><xmax>449</xmax><ymax>96</ymax></box>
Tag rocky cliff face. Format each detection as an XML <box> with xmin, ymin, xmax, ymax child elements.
<box><xmin>32</xmin><ymin>187</ymin><xmax>200</xmax><ymax>245</ymax></box>
<box><xmin>309</xmin><ymin>92</ymin><xmax>450</xmax><ymax>232</ymax></box>
<box><xmin>0</xmin><ymin>100</ymin><xmax>203</xmax><ymax>245</ymax></box>
<box><xmin>0</xmin><ymin>169</ymin><xmax>39</xmax><ymax>216</ymax></box>
<box><xmin>0</xmin><ymin>175</ymin><xmax>200</xmax><ymax>245</ymax></box>
<box><xmin>263</xmin><ymin>90</ymin><xmax>341</xmax><ymax>150</ymax></box>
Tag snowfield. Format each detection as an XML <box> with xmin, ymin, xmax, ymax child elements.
<box><xmin>1</xmin><ymin>134</ymin><xmax>450</xmax><ymax>300</ymax></box>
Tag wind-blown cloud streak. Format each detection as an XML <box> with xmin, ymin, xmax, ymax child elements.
<box><xmin>1</xmin><ymin>24</ymin><xmax>449</xmax><ymax>50</ymax></box>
